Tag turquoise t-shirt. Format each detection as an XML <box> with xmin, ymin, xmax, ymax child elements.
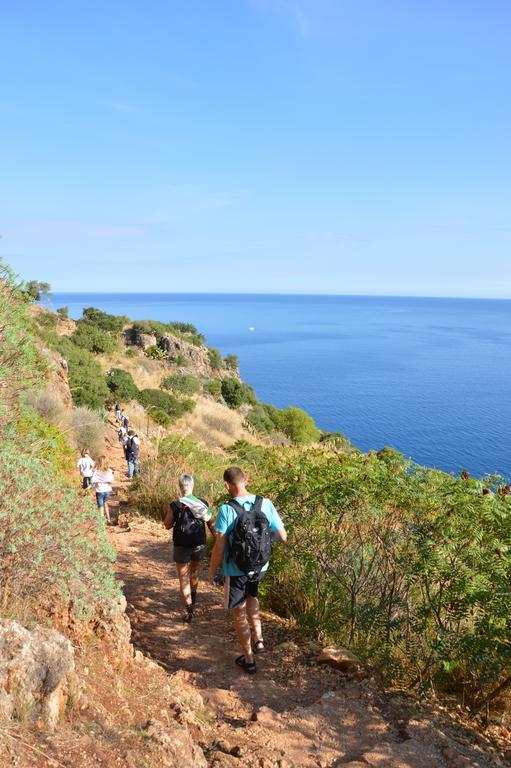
<box><xmin>215</xmin><ymin>494</ymin><xmax>284</xmax><ymax>577</ymax></box>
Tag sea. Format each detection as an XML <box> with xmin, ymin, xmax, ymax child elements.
<box><xmin>49</xmin><ymin>293</ymin><xmax>511</xmax><ymax>481</ymax></box>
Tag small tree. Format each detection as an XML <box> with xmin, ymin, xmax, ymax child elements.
<box><xmin>277</xmin><ymin>406</ymin><xmax>320</xmax><ymax>445</ymax></box>
<box><xmin>224</xmin><ymin>354</ymin><xmax>239</xmax><ymax>371</ymax></box>
<box><xmin>221</xmin><ymin>377</ymin><xmax>256</xmax><ymax>408</ymax></box>
<box><xmin>24</xmin><ymin>280</ymin><xmax>51</xmax><ymax>301</ymax></box>
<box><xmin>56</xmin><ymin>306</ymin><xmax>69</xmax><ymax>319</ymax></box>
<box><xmin>106</xmin><ymin>368</ymin><xmax>140</xmax><ymax>401</ymax></box>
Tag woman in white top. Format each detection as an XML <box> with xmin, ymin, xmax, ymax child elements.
<box><xmin>92</xmin><ymin>455</ymin><xmax>115</xmax><ymax>524</ymax></box>
<box><xmin>77</xmin><ymin>449</ymin><xmax>95</xmax><ymax>489</ymax></box>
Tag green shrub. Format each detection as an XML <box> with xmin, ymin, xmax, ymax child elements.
<box><xmin>57</xmin><ymin>338</ymin><xmax>110</xmax><ymax>409</ymax></box>
<box><xmin>72</xmin><ymin>320</ymin><xmax>118</xmax><ymax>355</ymax></box>
<box><xmin>221</xmin><ymin>377</ymin><xmax>257</xmax><ymax>408</ymax></box>
<box><xmin>144</xmin><ymin>344</ymin><xmax>167</xmax><ymax>360</ymax></box>
<box><xmin>70</xmin><ymin>406</ymin><xmax>107</xmax><ymax>457</ymax></box>
<box><xmin>208</xmin><ymin>347</ymin><xmax>223</xmax><ymax>370</ymax></box>
<box><xmin>0</xmin><ymin>438</ymin><xmax>118</xmax><ymax>619</ymax></box>
<box><xmin>106</xmin><ymin>368</ymin><xmax>140</xmax><ymax>401</ymax></box>
<box><xmin>255</xmin><ymin>447</ymin><xmax>511</xmax><ymax>706</ymax></box>
<box><xmin>174</xmin><ymin>354</ymin><xmax>186</xmax><ymax>367</ymax></box>
<box><xmin>161</xmin><ymin>374</ymin><xmax>201</xmax><ymax>396</ymax></box>
<box><xmin>130</xmin><ymin>319</ymin><xmax>204</xmax><ymax>347</ymax></box>
<box><xmin>22</xmin><ymin>280</ymin><xmax>51</xmax><ymax>301</ymax></box>
<box><xmin>167</xmin><ymin>322</ymin><xmax>205</xmax><ymax>346</ymax></box>
<box><xmin>205</xmin><ymin>379</ymin><xmax>222</xmax><ymax>399</ymax></box>
<box><xmin>125</xmin><ymin>348</ymin><xmax>136</xmax><ymax>358</ymax></box>
<box><xmin>82</xmin><ymin>307</ymin><xmax>129</xmax><ymax>333</ymax></box>
<box><xmin>224</xmin><ymin>353</ymin><xmax>239</xmax><ymax>370</ymax></box>
<box><xmin>137</xmin><ymin>388</ymin><xmax>182</xmax><ymax>417</ymax></box>
<box><xmin>56</xmin><ymin>306</ymin><xmax>69</xmax><ymax>319</ymax></box>
<box><xmin>272</xmin><ymin>406</ymin><xmax>320</xmax><ymax>444</ymax></box>
<box><xmin>245</xmin><ymin>405</ymin><xmax>276</xmax><ymax>435</ymax></box>
<box><xmin>150</xmin><ymin>408</ymin><xmax>172</xmax><ymax>427</ymax></box>
<box><xmin>320</xmin><ymin>431</ymin><xmax>359</xmax><ymax>453</ymax></box>
<box><xmin>0</xmin><ymin>266</ymin><xmax>47</xmax><ymax>427</ymax></box>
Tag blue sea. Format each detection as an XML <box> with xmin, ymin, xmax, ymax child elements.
<box><xmin>50</xmin><ymin>293</ymin><xmax>511</xmax><ymax>480</ymax></box>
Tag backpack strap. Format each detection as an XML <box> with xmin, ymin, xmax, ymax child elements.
<box><xmin>228</xmin><ymin>499</ymin><xmax>247</xmax><ymax>517</ymax></box>
<box><xmin>228</xmin><ymin>497</ymin><xmax>264</xmax><ymax>515</ymax></box>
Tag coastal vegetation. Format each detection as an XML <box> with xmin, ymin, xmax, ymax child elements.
<box><xmin>2</xmin><ymin>262</ymin><xmax>510</xmax><ymax>723</ymax></box>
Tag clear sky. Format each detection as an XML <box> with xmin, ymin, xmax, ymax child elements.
<box><xmin>1</xmin><ymin>0</ymin><xmax>510</xmax><ymax>297</ymax></box>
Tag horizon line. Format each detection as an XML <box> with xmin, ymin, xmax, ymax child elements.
<box><xmin>48</xmin><ymin>290</ymin><xmax>511</xmax><ymax>302</ymax></box>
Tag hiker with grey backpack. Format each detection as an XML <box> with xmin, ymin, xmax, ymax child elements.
<box><xmin>164</xmin><ymin>474</ymin><xmax>215</xmax><ymax>623</ymax></box>
<box><xmin>208</xmin><ymin>466</ymin><xmax>287</xmax><ymax>675</ymax></box>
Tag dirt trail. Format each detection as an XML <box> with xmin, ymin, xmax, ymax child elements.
<box><xmin>103</xmin><ymin>420</ymin><xmax>501</xmax><ymax>768</ymax></box>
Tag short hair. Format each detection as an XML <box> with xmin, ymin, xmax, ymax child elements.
<box><xmin>127</xmin><ymin>430</ymin><xmax>134</xmax><ymax>436</ymax></box>
<box><xmin>223</xmin><ymin>466</ymin><xmax>247</xmax><ymax>484</ymax></box>
<box><xmin>179</xmin><ymin>473</ymin><xmax>194</xmax><ymax>493</ymax></box>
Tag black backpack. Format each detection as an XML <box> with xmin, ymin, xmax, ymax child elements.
<box><xmin>228</xmin><ymin>496</ymin><xmax>272</xmax><ymax>574</ymax></box>
<box><xmin>171</xmin><ymin>501</ymin><xmax>205</xmax><ymax>548</ymax></box>
<box><xmin>127</xmin><ymin>436</ymin><xmax>139</xmax><ymax>459</ymax></box>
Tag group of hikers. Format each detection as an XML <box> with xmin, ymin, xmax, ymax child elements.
<box><xmin>164</xmin><ymin>466</ymin><xmax>287</xmax><ymax>675</ymax></box>
<box><xmin>115</xmin><ymin>402</ymin><xmax>141</xmax><ymax>478</ymax></box>
<box><xmin>78</xmin><ymin>403</ymin><xmax>287</xmax><ymax>675</ymax></box>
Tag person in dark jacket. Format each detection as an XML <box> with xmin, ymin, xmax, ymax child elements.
<box><xmin>126</xmin><ymin>430</ymin><xmax>140</xmax><ymax>478</ymax></box>
<box><xmin>163</xmin><ymin>474</ymin><xmax>214</xmax><ymax>623</ymax></box>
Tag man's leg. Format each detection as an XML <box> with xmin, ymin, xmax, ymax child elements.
<box><xmin>246</xmin><ymin>595</ymin><xmax>263</xmax><ymax>647</ymax></box>
<box><xmin>232</xmin><ymin>601</ymin><xmax>254</xmax><ymax>664</ymax></box>
<box><xmin>128</xmin><ymin>459</ymin><xmax>133</xmax><ymax>478</ymax></box>
<box><xmin>175</xmin><ymin>561</ymin><xmax>194</xmax><ymax>622</ymax></box>
<box><xmin>189</xmin><ymin>560</ymin><xmax>200</xmax><ymax>605</ymax></box>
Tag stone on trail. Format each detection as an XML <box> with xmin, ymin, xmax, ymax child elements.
<box><xmin>317</xmin><ymin>646</ymin><xmax>361</xmax><ymax>672</ymax></box>
<box><xmin>0</xmin><ymin>618</ymin><xmax>75</xmax><ymax>727</ymax></box>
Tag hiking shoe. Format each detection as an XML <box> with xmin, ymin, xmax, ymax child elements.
<box><xmin>183</xmin><ymin>605</ymin><xmax>193</xmax><ymax>624</ymax></box>
<box><xmin>191</xmin><ymin>590</ymin><xmax>197</xmax><ymax>606</ymax></box>
<box><xmin>235</xmin><ymin>655</ymin><xmax>257</xmax><ymax>675</ymax></box>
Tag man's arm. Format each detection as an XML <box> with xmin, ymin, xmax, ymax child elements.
<box><xmin>163</xmin><ymin>504</ymin><xmax>174</xmax><ymax>530</ymax></box>
<box><xmin>275</xmin><ymin>527</ymin><xmax>287</xmax><ymax>543</ymax></box>
<box><xmin>208</xmin><ymin>533</ymin><xmax>226</xmax><ymax>584</ymax></box>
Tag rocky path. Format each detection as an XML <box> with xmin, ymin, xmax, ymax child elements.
<box><xmin>104</xmin><ymin>422</ymin><xmax>502</xmax><ymax>768</ymax></box>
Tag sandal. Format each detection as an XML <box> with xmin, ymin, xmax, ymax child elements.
<box><xmin>254</xmin><ymin>640</ymin><xmax>265</xmax><ymax>654</ymax></box>
<box><xmin>235</xmin><ymin>655</ymin><xmax>257</xmax><ymax>675</ymax></box>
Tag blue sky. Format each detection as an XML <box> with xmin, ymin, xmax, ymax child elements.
<box><xmin>1</xmin><ymin>0</ymin><xmax>510</xmax><ymax>297</ymax></box>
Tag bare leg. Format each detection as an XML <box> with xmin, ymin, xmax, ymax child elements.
<box><xmin>233</xmin><ymin>602</ymin><xmax>254</xmax><ymax>664</ymax></box>
<box><xmin>104</xmin><ymin>500</ymin><xmax>111</xmax><ymax>524</ymax></box>
<box><xmin>247</xmin><ymin>595</ymin><xmax>263</xmax><ymax>645</ymax></box>
<box><xmin>189</xmin><ymin>560</ymin><xmax>200</xmax><ymax>604</ymax></box>
<box><xmin>176</xmin><ymin>562</ymin><xmax>192</xmax><ymax>607</ymax></box>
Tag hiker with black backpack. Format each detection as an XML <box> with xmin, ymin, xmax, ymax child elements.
<box><xmin>208</xmin><ymin>466</ymin><xmax>287</xmax><ymax>675</ymax></box>
<box><xmin>164</xmin><ymin>474</ymin><xmax>215</xmax><ymax>623</ymax></box>
<box><xmin>126</xmin><ymin>430</ymin><xmax>140</xmax><ymax>478</ymax></box>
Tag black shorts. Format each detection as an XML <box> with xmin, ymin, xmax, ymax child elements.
<box><xmin>224</xmin><ymin>573</ymin><xmax>264</xmax><ymax>609</ymax></box>
<box><xmin>173</xmin><ymin>545</ymin><xmax>205</xmax><ymax>564</ymax></box>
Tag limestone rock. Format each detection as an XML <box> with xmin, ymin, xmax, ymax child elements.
<box><xmin>317</xmin><ymin>646</ymin><xmax>361</xmax><ymax>672</ymax></box>
<box><xmin>143</xmin><ymin>718</ymin><xmax>207</xmax><ymax>767</ymax></box>
<box><xmin>0</xmin><ymin>619</ymin><xmax>74</xmax><ymax>727</ymax></box>
<box><xmin>93</xmin><ymin>594</ymin><xmax>132</xmax><ymax>663</ymax></box>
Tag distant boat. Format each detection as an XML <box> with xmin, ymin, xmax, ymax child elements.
<box><xmin>249</xmin><ymin>326</ymin><xmax>255</xmax><ymax>331</ymax></box>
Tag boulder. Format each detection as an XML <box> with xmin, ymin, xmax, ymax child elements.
<box><xmin>0</xmin><ymin>619</ymin><xmax>74</xmax><ymax>727</ymax></box>
<box><xmin>317</xmin><ymin>646</ymin><xmax>361</xmax><ymax>672</ymax></box>
<box><xmin>143</xmin><ymin>718</ymin><xmax>208</xmax><ymax>768</ymax></box>
<box><xmin>93</xmin><ymin>594</ymin><xmax>132</xmax><ymax>664</ymax></box>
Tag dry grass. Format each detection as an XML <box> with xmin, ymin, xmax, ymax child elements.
<box><xmin>25</xmin><ymin>387</ymin><xmax>68</xmax><ymax>428</ymax></box>
<box><xmin>98</xmin><ymin>351</ymin><xmax>170</xmax><ymax>391</ymax></box>
<box><xmin>172</xmin><ymin>396</ymin><xmax>257</xmax><ymax>449</ymax></box>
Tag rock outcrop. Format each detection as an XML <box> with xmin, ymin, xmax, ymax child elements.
<box><xmin>0</xmin><ymin>619</ymin><xmax>75</xmax><ymax>727</ymax></box>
